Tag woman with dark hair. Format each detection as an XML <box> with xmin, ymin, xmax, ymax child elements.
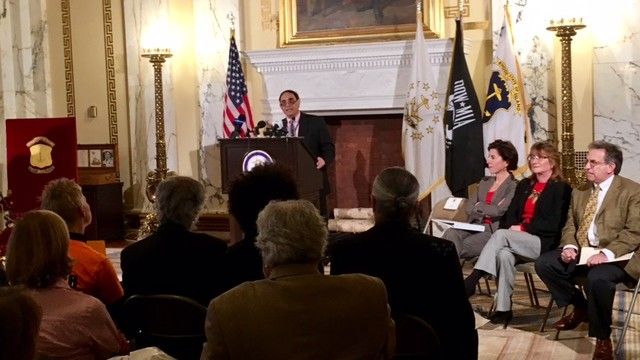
<box><xmin>442</xmin><ymin>140</ymin><xmax>518</xmax><ymax>259</ymax></box>
<box><xmin>464</xmin><ymin>142</ymin><xmax>572</xmax><ymax>326</ymax></box>
<box><xmin>0</xmin><ymin>287</ymin><xmax>41</xmax><ymax>360</ymax></box>
<box><xmin>5</xmin><ymin>210</ymin><xmax>128</xmax><ymax>359</ymax></box>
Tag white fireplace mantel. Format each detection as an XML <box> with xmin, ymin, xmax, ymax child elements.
<box><xmin>245</xmin><ymin>38</ymin><xmax>458</xmax><ymax>121</ymax></box>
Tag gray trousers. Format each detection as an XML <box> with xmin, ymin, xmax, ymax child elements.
<box><xmin>474</xmin><ymin>229</ymin><xmax>541</xmax><ymax>311</ymax></box>
<box><xmin>442</xmin><ymin>228</ymin><xmax>492</xmax><ymax>259</ymax></box>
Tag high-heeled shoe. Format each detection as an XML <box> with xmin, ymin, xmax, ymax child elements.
<box><xmin>463</xmin><ymin>269</ymin><xmax>486</xmax><ymax>298</ymax></box>
<box><xmin>489</xmin><ymin>310</ymin><xmax>513</xmax><ymax>329</ymax></box>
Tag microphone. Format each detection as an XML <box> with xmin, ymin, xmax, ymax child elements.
<box><xmin>254</xmin><ymin>120</ymin><xmax>267</xmax><ymax>137</ymax></box>
<box><xmin>230</xmin><ymin>115</ymin><xmax>246</xmax><ymax>139</ymax></box>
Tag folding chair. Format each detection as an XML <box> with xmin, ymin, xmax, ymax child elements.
<box><xmin>615</xmin><ymin>278</ymin><xmax>640</xmax><ymax>355</ymax></box>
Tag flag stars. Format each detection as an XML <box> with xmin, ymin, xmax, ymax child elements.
<box><xmin>411</xmin><ymin>130</ymin><xmax>424</xmax><ymax>140</ymax></box>
<box><xmin>425</xmin><ymin>126</ymin><xmax>434</xmax><ymax>134</ymax></box>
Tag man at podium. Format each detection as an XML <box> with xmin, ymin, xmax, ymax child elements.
<box><xmin>279</xmin><ymin>90</ymin><xmax>335</xmax><ymax>215</ymax></box>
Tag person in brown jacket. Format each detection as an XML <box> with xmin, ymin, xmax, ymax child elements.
<box><xmin>535</xmin><ymin>140</ymin><xmax>640</xmax><ymax>360</ymax></box>
<box><xmin>201</xmin><ymin>199</ymin><xmax>395</xmax><ymax>360</ymax></box>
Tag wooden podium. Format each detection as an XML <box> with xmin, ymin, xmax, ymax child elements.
<box><xmin>219</xmin><ymin>137</ymin><xmax>323</xmax><ymax>206</ymax></box>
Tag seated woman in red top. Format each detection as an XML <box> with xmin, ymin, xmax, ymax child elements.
<box><xmin>442</xmin><ymin>140</ymin><xmax>518</xmax><ymax>259</ymax></box>
<box><xmin>464</xmin><ymin>142</ymin><xmax>572</xmax><ymax>326</ymax></box>
<box><xmin>5</xmin><ymin>210</ymin><xmax>128</xmax><ymax>359</ymax></box>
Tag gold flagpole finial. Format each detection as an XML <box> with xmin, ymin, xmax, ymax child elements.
<box><xmin>457</xmin><ymin>0</ymin><xmax>463</xmax><ymax>20</ymax></box>
<box><xmin>416</xmin><ymin>0</ymin><xmax>422</xmax><ymax>20</ymax></box>
<box><xmin>227</xmin><ymin>12</ymin><xmax>236</xmax><ymax>38</ymax></box>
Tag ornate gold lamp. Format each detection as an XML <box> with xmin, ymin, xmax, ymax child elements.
<box><xmin>139</xmin><ymin>47</ymin><xmax>175</xmax><ymax>237</ymax></box>
<box><xmin>547</xmin><ymin>18</ymin><xmax>585</xmax><ymax>186</ymax></box>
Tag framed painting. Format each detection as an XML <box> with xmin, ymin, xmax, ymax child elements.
<box><xmin>279</xmin><ymin>0</ymin><xmax>444</xmax><ymax>47</ymax></box>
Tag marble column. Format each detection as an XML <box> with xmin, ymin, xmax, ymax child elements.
<box><xmin>593</xmin><ymin>0</ymin><xmax>640</xmax><ymax>181</ymax></box>
<box><xmin>123</xmin><ymin>0</ymin><xmax>178</xmax><ymax>212</ymax></box>
<box><xmin>0</xmin><ymin>0</ymin><xmax>52</xmax><ymax>192</ymax></box>
<box><xmin>193</xmin><ymin>0</ymin><xmax>240</xmax><ymax>213</ymax></box>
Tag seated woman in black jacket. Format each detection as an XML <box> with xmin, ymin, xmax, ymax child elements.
<box><xmin>464</xmin><ymin>141</ymin><xmax>572</xmax><ymax>326</ymax></box>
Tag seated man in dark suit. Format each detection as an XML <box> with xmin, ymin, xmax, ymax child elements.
<box><xmin>224</xmin><ymin>163</ymin><xmax>299</xmax><ymax>291</ymax></box>
<box><xmin>202</xmin><ymin>199</ymin><xmax>395</xmax><ymax>359</ymax></box>
<box><xmin>121</xmin><ymin>176</ymin><xmax>227</xmax><ymax>306</ymax></box>
<box><xmin>329</xmin><ymin>167</ymin><xmax>478</xmax><ymax>360</ymax></box>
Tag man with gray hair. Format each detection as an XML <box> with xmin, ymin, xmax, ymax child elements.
<box><xmin>201</xmin><ymin>200</ymin><xmax>395</xmax><ymax>359</ymax></box>
<box><xmin>329</xmin><ymin>167</ymin><xmax>478</xmax><ymax>359</ymax></box>
<box><xmin>40</xmin><ymin>178</ymin><xmax>124</xmax><ymax>306</ymax></box>
<box><xmin>121</xmin><ymin>176</ymin><xmax>227</xmax><ymax>305</ymax></box>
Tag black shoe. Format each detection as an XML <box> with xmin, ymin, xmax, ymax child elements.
<box><xmin>463</xmin><ymin>269</ymin><xmax>485</xmax><ymax>298</ymax></box>
<box><xmin>489</xmin><ymin>310</ymin><xmax>513</xmax><ymax>329</ymax></box>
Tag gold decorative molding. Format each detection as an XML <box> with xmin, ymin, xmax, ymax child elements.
<box><xmin>102</xmin><ymin>0</ymin><xmax>119</xmax><ymax>178</ymax></box>
<box><xmin>61</xmin><ymin>0</ymin><xmax>75</xmax><ymax>117</ymax></box>
<box><xmin>102</xmin><ymin>0</ymin><xmax>118</xmax><ymax>145</ymax></box>
<box><xmin>444</xmin><ymin>0</ymin><xmax>470</xmax><ymax>18</ymax></box>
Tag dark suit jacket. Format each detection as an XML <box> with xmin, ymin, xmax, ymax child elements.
<box><xmin>202</xmin><ymin>264</ymin><xmax>395</xmax><ymax>360</ymax></box>
<box><xmin>560</xmin><ymin>175</ymin><xmax>640</xmax><ymax>279</ymax></box>
<box><xmin>501</xmin><ymin>178</ymin><xmax>572</xmax><ymax>253</ymax></box>
<box><xmin>329</xmin><ymin>221</ymin><xmax>478</xmax><ymax>360</ymax></box>
<box><xmin>285</xmin><ymin>112</ymin><xmax>335</xmax><ymax>193</ymax></box>
<box><xmin>223</xmin><ymin>236</ymin><xmax>264</xmax><ymax>292</ymax></box>
<box><xmin>120</xmin><ymin>221</ymin><xmax>227</xmax><ymax>306</ymax></box>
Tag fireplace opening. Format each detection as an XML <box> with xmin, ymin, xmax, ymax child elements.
<box><xmin>324</xmin><ymin>114</ymin><xmax>404</xmax><ymax>214</ymax></box>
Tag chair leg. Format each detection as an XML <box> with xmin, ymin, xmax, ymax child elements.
<box><xmin>523</xmin><ymin>273</ymin><xmax>536</xmax><ymax>307</ymax></box>
<box><xmin>540</xmin><ymin>297</ymin><xmax>554</xmax><ymax>332</ymax></box>
<box><xmin>529</xmin><ymin>273</ymin><xmax>540</xmax><ymax>307</ymax></box>
<box><xmin>554</xmin><ymin>305</ymin><xmax>569</xmax><ymax>340</ymax></box>
<box><xmin>615</xmin><ymin>280</ymin><xmax>640</xmax><ymax>355</ymax></box>
<box><xmin>484</xmin><ymin>278</ymin><xmax>492</xmax><ymax>295</ymax></box>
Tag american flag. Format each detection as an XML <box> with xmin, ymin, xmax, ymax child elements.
<box><xmin>223</xmin><ymin>36</ymin><xmax>254</xmax><ymax>138</ymax></box>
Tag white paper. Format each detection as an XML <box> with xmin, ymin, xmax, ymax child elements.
<box><xmin>578</xmin><ymin>247</ymin><xmax>634</xmax><ymax>265</ymax></box>
<box><xmin>443</xmin><ymin>197</ymin><xmax>464</xmax><ymax>210</ymax></box>
<box><xmin>432</xmin><ymin>219</ymin><xmax>485</xmax><ymax>232</ymax></box>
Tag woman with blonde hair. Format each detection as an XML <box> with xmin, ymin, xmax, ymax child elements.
<box><xmin>464</xmin><ymin>142</ymin><xmax>572</xmax><ymax>326</ymax></box>
<box><xmin>5</xmin><ymin>210</ymin><xmax>127</xmax><ymax>359</ymax></box>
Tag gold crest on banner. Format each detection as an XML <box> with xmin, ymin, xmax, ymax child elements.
<box><xmin>26</xmin><ymin>136</ymin><xmax>55</xmax><ymax>174</ymax></box>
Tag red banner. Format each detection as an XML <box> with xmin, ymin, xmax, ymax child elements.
<box><xmin>6</xmin><ymin>117</ymin><xmax>77</xmax><ymax>216</ymax></box>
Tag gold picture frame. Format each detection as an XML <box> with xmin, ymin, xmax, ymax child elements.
<box><xmin>279</xmin><ymin>0</ymin><xmax>444</xmax><ymax>47</ymax></box>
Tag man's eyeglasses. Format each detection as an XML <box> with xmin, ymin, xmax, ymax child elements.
<box><xmin>527</xmin><ymin>154</ymin><xmax>549</xmax><ymax>161</ymax></box>
<box><xmin>279</xmin><ymin>98</ymin><xmax>299</xmax><ymax>106</ymax></box>
<box><xmin>585</xmin><ymin>160</ymin><xmax>608</xmax><ymax>167</ymax></box>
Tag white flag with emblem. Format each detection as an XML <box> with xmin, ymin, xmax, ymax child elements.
<box><xmin>401</xmin><ymin>16</ymin><xmax>451</xmax><ymax>207</ymax></box>
<box><xmin>482</xmin><ymin>6</ymin><xmax>531</xmax><ymax>173</ymax></box>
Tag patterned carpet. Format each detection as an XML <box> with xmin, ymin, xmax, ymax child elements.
<box><xmin>465</xmin><ymin>263</ymin><xmax>640</xmax><ymax>359</ymax></box>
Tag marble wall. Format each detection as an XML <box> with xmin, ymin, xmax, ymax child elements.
<box><xmin>593</xmin><ymin>0</ymin><xmax>640</xmax><ymax>181</ymax></box>
<box><xmin>490</xmin><ymin>0</ymin><xmax>557</xmax><ymax>144</ymax></box>
<box><xmin>0</xmin><ymin>0</ymin><xmax>52</xmax><ymax>191</ymax></box>
<box><xmin>123</xmin><ymin>0</ymin><xmax>239</xmax><ymax>212</ymax></box>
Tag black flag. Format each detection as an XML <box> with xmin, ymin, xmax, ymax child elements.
<box><xmin>444</xmin><ymin>18</ymin><xmax>485</xmax><ymax>197</ymax></box>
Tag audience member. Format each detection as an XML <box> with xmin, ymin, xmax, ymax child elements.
<box><xmin>442</xmin><ymin>139</ymin><xmax>518</xmax><ymax>259</ymax></box>
<box><xmin>535</xmin><ymin>140</ymin><xmax>640</xmax><ymax>360</ymax></box>
<box><xmin>0</xmin><ymin>287</ymin><xmax>42</xmax><ymax>360</ymax></box>
<box><xmin>329</xmin><ymin>167</ymin><xmax>477</xmax><ymax>360</ymax></box>
<box><xmin>40</xmin><ymin>178</ymin><xmax>124</xmax><ymax>306</ymax></box>
<box><xmin>465</xmin><ymin>142</ymin><xmax>572</xmax><ymax>326</ymax></box>
<box><xmin>5</xmin><ymin>210</ymin><xmax>127</xmax><ymax>359</ymax></box>
<box><xmin>225</xmin><ymin>163</ymin><xmax>298</xmax><ymax>290</ymax></box>
<box><xmin>121</xmin><ymin>176</ymin><xmax>227</xmax><ymax>306</ymax></box>
<box><xmin>201</xmin><ymin>200</ymin><xmax>395</xmax><ymax>359</ymax></box>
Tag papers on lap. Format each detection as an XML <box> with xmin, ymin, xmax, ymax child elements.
<box><xmin>578</xmin><ymin>246</ymin><xmax>634</xmax><ymax>265</ymax></box>
<box><xmin>432</xmin><ymin>219</ymin><xmax>485</xmax><ymax>232</ymax></box>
